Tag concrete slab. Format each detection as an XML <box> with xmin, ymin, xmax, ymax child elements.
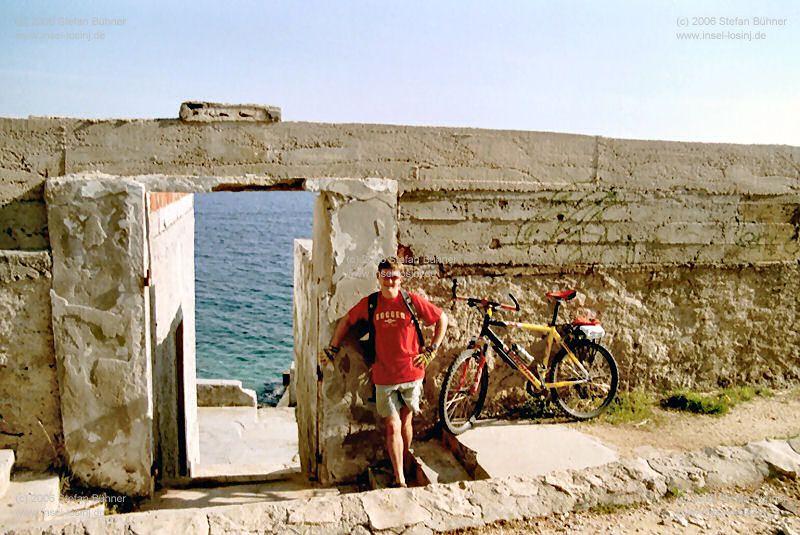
<box><xmin>0</xmin><ymin>450</ymin><xmax>13</xmax><ymax>499</ymax></box>
<box><xmin>451</xmin><ymin>420</ymin><xmax>619</xmax><ymax>479</ymax></box>
<box><xmin>195</xmin><ymin>406</ymin><xmax>299</xmax><ymax>480</ymax></box>
<box><xmin>0</xmin><ymin>472</ymin><xmax>60</xmax><ymax>527</ymax></box>
<box><xmin>414</xmin><ymin>440</ymin><xmax>472</xmax><ymax>484</ymax></box>
<box><xmin>140</xmin><ymin>475</ymin><xmax>346</xmax><ymax>511</ymax></box>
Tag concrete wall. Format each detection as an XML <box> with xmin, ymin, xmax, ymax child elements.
<box><xmin>399</xmin><ymin>189</ymin><xmax>800</xmax><ymax>266</ymax></box>
<box><xmin>147</xmin><ymin>192</ymin><xmax>199</xmax><ymax>483</ymax></box>
<box><xmin>306</xmin><ymin>179</ymin><xmax>398</xmax><ymax>485</ymax></box>
<box><xmin>292</xmin><ymin>239</ymin><xmax>316</xmax><ymax>478</ymax></box>
<box><xmin>46</xmin><ymin>175</ymin><xmax>154</xmax><ymax>497</ymax></box>
<box><xmin>406</xmin><ymin>262</ymin><xmax>800</xmax><ymax>431</ymax></box>
<box><xmin>2</xmin><ymin>116</ymin><xmax>798</xmax><ymax>250</ymax></box>
<box><xmin>0</xmin><ymin>251</ymin><xmax>63</xmax><ymax>470</ymax></box>
<box><xmin>0</xmin><ymin>113</ymin><xmax>798</xmax><ymax>488</ymax></box>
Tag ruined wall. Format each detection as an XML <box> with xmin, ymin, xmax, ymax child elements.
<box><xmin>147</xmin><ymin>192</ymin><xmax>199</xmax><ymax>482</ymax></box>
<box><xmin>0</xmin><ymin>251</ymin><xmax>63</xmax><ymax>470</ymax></box>
<box><xmin>2</xmin><ymin>116</ymin><xmax>798</xmax><ymax>250</ymax></box>
<box><xmin>406</xmin><ymin>262</ymin><xmax>800</xmax><ymax>430</ymax></box>
<box><xmin>308</xmin><ymin>179</ymin><xmax>398</xmax><ymax>485</ymax></box>
<box><xmin>399</xmin><ymin>189</ymin><xmax>800</xmax><ymax>266</ymax></box>
<box><xmin>46</xmin><ymin>176</ymin><xmax>154</xmax><ymax>497</ymax></box>
<box><xmin>1</xmin><ymin>114</ymin><xmax>799</xmax><ymax>488</ymax></box>
<box><xmin>292</xmin><ymin>239</ymin><xmax>316</xmax><ymax>478</ymax></box>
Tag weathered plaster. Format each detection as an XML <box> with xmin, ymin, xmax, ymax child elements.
<box><xmin>2</xmin><ymin>117</ymin><xmax>798</xmax><ymax>249</ymax></box>
<box><xmin>0</xmin><ymin>251</ymin><xmax>62</xmax><ymax>470</ymax></box>
<box><xmin>407</xmin><ymin>262</ymin><xmax>800</xmax><ymax>432</ymax></box>
<box><xmin>310</xmin><ymin>179</ymin><xmax>398</xmax><ymax>484</ymax></box>
<box><xmin>1</xmin><ymin>113</ymin><xmax>799</xmax><ymax>490</ymax></box>
<box><xmin>147</xmin><ymin>192</ymin><xmax>199</xmax><ymax>483</ymax></box>
<box><xmin>45</xmin><ymin>175</ymin><xmax>154</xmax><ymax>496</ymax></box>
<box><xmin>293</xmin><ymin>239</ymin><xmax>316</xmax><ymax>478</ymax></box>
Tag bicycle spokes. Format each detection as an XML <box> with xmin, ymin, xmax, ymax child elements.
<box><xmin>440</xmin><ymin>352</ymin><xmax>486</xmax><ymax>432</ymax></box>
<box><xmin>550</xmin><ymin>341</ymin><xmax>617</xmax><ymax>418</ymax></box>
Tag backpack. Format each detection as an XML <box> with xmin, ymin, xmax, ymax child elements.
<box><xmin>355</xmin><ymin>290</ymin><xmax>425</xmax><ymax>365</ymax></box>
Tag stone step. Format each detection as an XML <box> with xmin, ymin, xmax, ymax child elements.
<box><xmin>0</xmin><ymin>472</ymin><xmax>60</xmax><ymax>527</ymax></box>
<box><xmin>413</xmin><ymin>440</ymin><xmax>472</xmax><ymax>484</ymax></box>
<box><xmin>0</xmin><ymin>450</ymin><xmax>13</xmax><ymax>500</ymax></box>
<box><xmin>50</xmin><ymin>495</ymin><xmax>106</xmax><ymax>523</ymax></box>
<box><xmin>139</xmin><ymin>477</ymin><xmax>342</xmax><ymax>511</ymax></box>
<box><xmin>367</xmin><ymin>463</ymin><xmax>395</xmax><ymax>490</ymax></box>
<box><xmin>443</xmin><ymin>420</ymin><xmax>619</xmax><ymax>479</ymax></box>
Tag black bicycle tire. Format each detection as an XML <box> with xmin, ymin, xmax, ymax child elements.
<box><xmin>438</xmin><ymin>349</ymin><xmax>489</xmax><ymax>435</ymax></box>
<box><xmin>547</xmin><ymin>339</ymin><xmax>619</xmax><ymax>420</ymax></box>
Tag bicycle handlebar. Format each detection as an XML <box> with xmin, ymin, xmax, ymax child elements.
<box><xmin>450</xmin><ymin>278</ymin><xmax>520</xmax><ymax>312</ymax></box>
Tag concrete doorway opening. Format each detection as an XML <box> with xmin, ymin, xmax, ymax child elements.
<box><xmin>191</xmin><ymin>190</ymin><xmax>315</xmax><ymax>480</ymax></box>
<box><xmin>46</xmin><ymin>173</ymin><xmax>399</xmax><ymax>496</ymax></box>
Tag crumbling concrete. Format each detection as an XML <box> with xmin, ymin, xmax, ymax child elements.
<box><xmin>197</xmin><ymin>379</ymin><xmax>257</xmax><ymax>407</ymax></box>
<box><xmin>293</xmin><ymin>239</ymin><xmax>316</xmax><ymax>478</ymax></box>
<box><xmin>5</xmin><ymin>436</ymin><xmax>798</xmax><ymax>535</ymax></box>
<box><xmin>305</xmin><ymin>178</ymin><xmax>399</xmax><ymax>484</ymax></box>
<box><xmin>451</xmin><ymin>422</ymin><xmax>620</xmax><ymax>479</ymax></box>
<box><xmin>148</xmin><ymin>191</ymin><xmax>200</xmax><ymax>482</ymax></box>
<box><xmin>1</xmin><ymin>112</ymin><xmax>798</xmax><ymax>493</ymax></box>
<box><xmin>0</xmin><ymin>251</ymin><xmax>62</xmax><ymax>470</ymax></box>
<box><xmin>178</xmin><ymin>101</ymin><xmax>281</xmax><ymax>123</ymax></box>
<box><xmin>45</xmin><ymin>175</ymin><xmax>154</xmax><ymax>497</ymax></box>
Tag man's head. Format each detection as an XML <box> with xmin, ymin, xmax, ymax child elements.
<box><xmin>377</xmin><ymin>257</ymin><xmax>403</xmax><ymax>292</ymax></box>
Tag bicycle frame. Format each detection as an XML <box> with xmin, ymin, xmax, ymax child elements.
<box><xmin>471</xmin><ymin>306</ymin><xmax>591</xmax><ymax>391</ymax></box>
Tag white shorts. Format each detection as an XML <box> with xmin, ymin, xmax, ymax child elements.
<box><xmin>375</xmin><ymin>379</ymin><xmax>423</xmax><ymax>418</ymax></box>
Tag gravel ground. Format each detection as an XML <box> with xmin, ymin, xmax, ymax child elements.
<box><xmin>452</xmin><ymin>388</ymin><xmax>800</xmax><ymax>535</ymax></box>
<box><xmin>568</xmin><ymin>388</ymin><xmax>800</xmax><ymax>458</ymax></box>
<box><xmin>455</xmin><ymin>478</ymin><xmax>800</xmax><ymax>534</ymax></box>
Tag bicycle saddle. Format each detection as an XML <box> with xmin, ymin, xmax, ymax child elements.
<box><xmin>545</xmin><ymin>289</ymin><xmax>577</xmax><ymax>301</ymax></box>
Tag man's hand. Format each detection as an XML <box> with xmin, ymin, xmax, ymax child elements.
<box><xmin>414</xmin><ymin>346</ymin><xmax>437</xmax><ymax>368</ymax></box>
<box><xmin>320</xmin><ymin>345</ymin><xmax>340</xmax><ymax>365</ymax></box>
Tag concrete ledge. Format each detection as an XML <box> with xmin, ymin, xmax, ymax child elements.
<box><xmin>179</xmin><ymin>101</ymin><xmax>281</xmax><ymax>123</ymax></box>
<box><xmin>197</xmin><ymin>379</ymin><xmax>257</xmax><ymax>407</ymax></box>
<box><xmin>8</xmin><ymin>436</ymin><xmax>799</xmax><ymax>534</ymax></box>
<box><xmin>0</xmin><ymin>450</ymin><xmax>13</xmax><ymax>499</ymax></box>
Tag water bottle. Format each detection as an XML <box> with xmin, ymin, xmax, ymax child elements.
<box><xmin>511</xmin><ymin>343</ymin><xmax>534</xmax><ymax>366</ymax></box>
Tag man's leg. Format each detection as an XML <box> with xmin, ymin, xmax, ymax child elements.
<box><xmin>384</xmin><ymin>413</ymin><xmax>406</xmax><ymax>486</ymax></box>
<box><xmin>397</xmin><ymin>379</ymin><xmax>422</xmax><ymax>483</ymax></box>
<box><xmin>399</xmin><ymin>405</ymin><xmax>414</xmax><ymax>481</ymax></box>
<box><xmin>377</xmin><ymin>385</ymin><xmax>406</xmax><ymax>487</ymax></box>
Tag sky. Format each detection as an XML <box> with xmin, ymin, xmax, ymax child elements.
<box><xmin>1</xmin><ymin>0</ymin><xmax>798</xmax><ymax>146</ymax></box>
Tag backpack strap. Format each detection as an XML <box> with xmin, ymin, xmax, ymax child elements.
<box><xmin>400</xmin><ymin>289</ymin><xmax>426</xmax><ymax>349</ymax></box>
<box><xmin>366</xmin><ymin>292</ymin><xmax>379</xmax><ymax>359</ymax></box>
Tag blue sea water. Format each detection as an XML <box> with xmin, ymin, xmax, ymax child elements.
<box><xmin>194</xmin><ymin>191</ymin><xmax>316</xmax><ymax>405</ymax></box>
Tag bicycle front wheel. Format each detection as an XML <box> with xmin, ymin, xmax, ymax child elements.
<box><xmin>547</xmin><ymin>339</ymin><xmax>618</xmax><ymax>420</ymax></box>
<box><xmin>438</xmin><ymin>349</ymin><xmax>489</xmax><ymax>435</ymax></box>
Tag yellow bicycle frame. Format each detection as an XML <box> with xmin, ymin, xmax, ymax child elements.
<box><xmin>477</xmin><ymin>307</ymin><xmax>590</xmax><ymax>390</ymax></box>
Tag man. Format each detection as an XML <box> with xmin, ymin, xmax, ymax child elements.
<box><xmin>322</xmin><ymin>258</ymin><xmax>448</xmax><ymax>487</ymax></box>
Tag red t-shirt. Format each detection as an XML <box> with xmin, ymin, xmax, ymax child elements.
<box><xmin>348</xmin><ymin>291</ymin><xmax>443</xmax><ymax>385</ymax></box>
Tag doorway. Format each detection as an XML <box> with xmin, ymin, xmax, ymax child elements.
<box><xmin>192</xmin><ymin>190</ymin><xmax>315</xmax><ymax>479</ymax></box>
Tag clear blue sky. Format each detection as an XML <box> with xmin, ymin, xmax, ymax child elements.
<box><xmin>1</xmin><ymin>0</ymin><xmax>798</xmax><ymax>145</ymax></box>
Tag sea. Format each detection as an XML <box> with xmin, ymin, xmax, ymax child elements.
<box><xmin>194</xmin><ymin>190</ymin><xmax>316</xmax><ymax>405</ymax></box>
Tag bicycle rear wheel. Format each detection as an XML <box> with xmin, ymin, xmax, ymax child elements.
<box><xmin>438</xmin><ymin>348</ymin><xmax>489</xmax><ymax>435</ymax></box>
<box><xmin>547</xmin><ymin>339</ymin><xmax>618</xmax><ymax>420</ymax></box>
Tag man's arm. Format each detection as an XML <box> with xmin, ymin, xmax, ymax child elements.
<box><xmin>321</xmin><ymin>314</ymin><xmax>353</xmax><ymax>362</ymax></box>
<box><xmin>430</xmin><ymin>312</ymin><xmax>448</xmax><ymax>349</ymax></box>
<box><xmin>414</xmin><ymin>312</ymin><xmax>448</xmax><ymax>367</ymax></box>
<box><xmin>329</xmin><ymin>314</ymin><xmax>353</xmax><ymax>348</ymax></box>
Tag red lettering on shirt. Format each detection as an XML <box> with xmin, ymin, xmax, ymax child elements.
<box><xmin>347</xmin><ymin>291</ymin><xmax>443</xmax><ymax>385</ymax></box>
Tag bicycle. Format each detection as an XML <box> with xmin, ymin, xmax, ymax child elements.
<box><xmin>438</xmin><ymin>279</ymin><xmax>619</xmax><ymax>435</ymax></box>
